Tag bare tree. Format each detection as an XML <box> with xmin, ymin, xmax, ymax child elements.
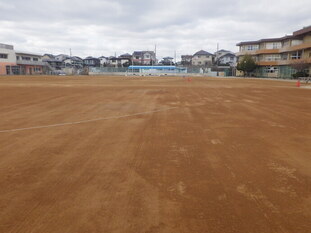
<box><xmin>290</xmin><ymin>60</ymin><xmax>310</xmax><ymax>83</ymax></box>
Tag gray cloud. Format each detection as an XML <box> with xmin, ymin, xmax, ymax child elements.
<box><xmin>0</xmin><ymin>0</ymin><xmax>310</xmax><ymax>60</ymax></box>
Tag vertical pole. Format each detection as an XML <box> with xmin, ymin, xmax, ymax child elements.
<box><xmin>155</xmin><ymin>44</ymin><xmax>157</xmax><ymax>65</ymax></box>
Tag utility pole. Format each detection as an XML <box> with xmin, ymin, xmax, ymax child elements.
<box><xmin>154</xmin><ymin>44</ymin><xmax>157</xmax><ymax>66</ymax></box>
<box><xmin>174</xmin><ymin>50</ymin><xmax>177</xmax><ymax>65</ymax></box>
<box><xmin>70</xmin><ymin>48</ymin><xmax>72</xmax><ymax>57</ymax></box>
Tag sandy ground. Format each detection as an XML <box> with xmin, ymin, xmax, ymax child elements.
<box><xmin>0</xmin><ymin>75</ymin><xmax>310</xmax><ymax>233</ymax></box>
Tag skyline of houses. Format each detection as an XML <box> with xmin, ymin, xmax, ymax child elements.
<box><xmin>1</xmin><ymin>43</ymin><xmax>237</xmax><ymax>75</ymax></box>
<box><xmin>1</xmin><ymin>25</ymin><xmax>310</xmax><ymax>78</ymax></box>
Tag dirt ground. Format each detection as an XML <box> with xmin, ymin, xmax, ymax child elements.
<box><xmin>0</xmin><ymin>75</ymin><xmax>310</xmax><ymax>233</ymax></box>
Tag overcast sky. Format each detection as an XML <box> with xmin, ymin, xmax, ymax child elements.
<box><xmin>0</xmin><ymin>0</ymin><xmax>310</xmax><ymax>60</ymax></box>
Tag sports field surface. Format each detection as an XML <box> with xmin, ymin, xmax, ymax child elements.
<box><xmin>0</xmin><ymin>75</ymin><xmax>310</xmax><ymax>233</ymax></box>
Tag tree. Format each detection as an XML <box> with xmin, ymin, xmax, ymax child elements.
<box><xmin>236</xmin><ymin>55</ymin><xmax>257</xmax><ymax>77</ymax></box>
<box><xmin>290</xmin><ymin>60</ymin><xmax>310</xmax><ymax>79</ymax></box>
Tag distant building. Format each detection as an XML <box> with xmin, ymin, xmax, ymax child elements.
<box><xmin>215</xmin><ymin>49</ymin><xmax>230</xmax><ymax>60</ymax></box>
<box><xmin>107</xmin><ymin>56</ymin><xmax>131</xmax><ymax>67</ymax></box>
<box><xmin>83</xmin><ymin>56</ymin><xmax>100</xmax><ymax>67</ymax></box>
<box><xmin>217</xmin><ymin>53</ymin><xmax>236</xmax><ymax>66</ymax></box>
<box><xmin>42</xmin><ymin>54</ymin><xmax>63</xmax><ymax>71</ymax></box>
<box><xmin>132</xmin><ymin>51</ymin><xmax>156</xmax><ymax>65</ymax></box>
<box><xmin>0</xmin><ymin>43</ymin><xmax>18</xmax><ymax>75</ymax></box>
<box><xmin>181</xmin><ymin>55</ymin><xmax>193</xmax><ymax>66</ymax></box>
<box><xmin>236</xmin><ymin>25</ymin><xmax>311</xmax><ymax>78</ymax></box>
<box><xmin>55</xmin><ymin>54</ymin><xmax>70</xmax><ymax>61</ymax></box>
<box><xmin>98</xmin><ymin>56</ymin><xmax>108</xmax><ymax>67</ymax></box>
<box><xmin>191</xmin><ymin>50</ymin><xmax>214</xmax><ymax>66</ymax></box>
<box><xmin>160</xmin><ymin>57</ymin><xmax>174</xmax><ymax>65</ymax></box>
<box><xmin>63</xmin><ymin>56</ymin><xmax>83</xmax><ymax>68</ymax></box>
<box><xmin>16</xmin><ymin>51</ymin><xmax>45</xmax><ymax>75</ymax></box>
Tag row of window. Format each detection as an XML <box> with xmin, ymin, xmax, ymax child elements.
<box><xmin>256</xmin><ymin>50</ymin><xmax>309</xmax><ymax>61</ymax></box>
<box><xmin>16</xmin><ymin>56</ymin><xmax>39</xmax><ymax>61</ymax></box>
<box><xmin>0</xmin><ymin>53</ymin><xmax>8</xmax><ymax>59</ymax></box>
<box><xmin>241</xmin><ymin>40</ymin><xmax>304</xmax><ymax>51</ymax></box>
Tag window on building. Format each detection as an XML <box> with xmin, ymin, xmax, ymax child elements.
<box><xmin>247</xmin><ymin>45</ymin><xmax>259</xmax><ymax>51</ymax></box>
<box><xmin>22</xmin><ymin>56</ymin><xmax>31</xmax><ymax>61</ymax></box>
<box><xmin>291</xmin><ymin>51</ymin><xmax>302</xmax><ymax>60</ymax></box>
<box><xmin>265</xmin><ymin>54</ymin><xmax>281</xmax><ymax>61</ymax></box>
<box><xmin>0</xmin><ymin>53</ymin><xmax>8</xmax><ymax>59</ymax></box>
<box><xmin>33</xmin><ymin>58</ymin><xmax>39</xmax><ymax>61</ymax></box>
<box><xmin>198</xmin><ymin>61</ymin><xmax>202</xmax><ymax>65</ymax></box>
<box><xmin>135</xmin><ymin>56</ymin><xmax>140</xmax><ymax>59</ymax></box>
<box><xmin>281</xmin><ymin>54</ymin><xmax>288</xmax><ymax>60</ymax></box>
<box><xmin>265</xmin><ymin>66</ymin><xmax>278</xmax><ymax>73</ymax></box>
<box><xmin>272</xmin><ymin>42</ymin><xmax>281</xmax><ymax>49</ymax></box>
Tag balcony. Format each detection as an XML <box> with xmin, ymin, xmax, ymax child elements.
<box><xmin>237</xmin><ymin>49</ymin><xmax>280</xmax><ymax>56</ymax></box>
<box><xmin>257</xmin><ymin>58</ymin><xmax>311</xmax><ymax>66</ymax></box>
<box><xmin>279</xmin><ymin>42</ymin><xmax>311</xmax><ymax>52</ymax></box>
<box><xmin>17</xmin><ymin>60</ymin><xmax>46</xmax><ymax>66</ymax></box>
<box><xmin>237</xmin><ymin>42</ymin><xmax>311</xmax><ymax>56</ymax></box>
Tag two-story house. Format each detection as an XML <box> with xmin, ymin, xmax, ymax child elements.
<box><xmin>132</xmin><ymin>51</ymin><xmax>156</xmax><ymax>65</ymax></box>
<box><xmin>216</xmin><ymin>52</ymin><xmax>237</xmax><ymax>66</ymax></box>
<box><xmin>16</xmin><ymin>51</ymin><xmax>45</xmax><ymax>75</ymax></box>
<box><xmin>83</xmin><ymin>57</ymin><xmax>100</xmax><ymax>67</ymax></box>
<box><xmin>236</xmin><ymin>25</ymin><xmax>311</xmax><ymax>78</ymax></box>
<box><xmin>42</xmin><ymin>54</ymin><xmax>64</xmax><ymax>71</ymax></box>
<box><xmin>191</xmin><ymin>50</ymin><xmax>214</xmax><ymax>67</ymax></box>
<box><xmin>63</xmin><ymin>56</ymin><xmax>83</xmax><ymax>68</ymax></box>
<box><xmin>181</xmin><ymin>55</ymin><xmax>193</xmax><ymax>66</ymax></box>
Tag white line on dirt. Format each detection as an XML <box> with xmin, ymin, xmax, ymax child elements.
<box><xmin>0</xmin><ymin>107</ymin><xmax>178</xmax><ymax>133</ymax></box>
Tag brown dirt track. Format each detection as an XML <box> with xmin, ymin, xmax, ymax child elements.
<box><xmin>0</xmin><ymin>75</ymin><xmax>310</xmax><ymax>233</ymax></box>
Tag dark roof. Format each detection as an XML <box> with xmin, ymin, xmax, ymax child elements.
<box><xmin>133</xmin><ymin>51</ymin><xmax>155</xmax><ymax>56</ymax></box>
<box><xmin>236</xmin><ymin>35</ymin><xmax>293</xmax><ymax>46</ymax></box>
<box><xmin>217</xmin><ymin>49</ymin><xmax>230</xmax><ymax>53</ymax></box>
<box><xmin>293</xmin><ymin>25</ymin><xmax>311</xmax><ymax>36</ymax></box>
<box><xmin>43</xmin><ymin>54</ymin><xmax>55</xmax><ymax>58</ymax></box>
<box><xmin>84</xmin><ymin>56</ymin><xmax>99</xmax><ymax>60</ymax></box>
<box><xmin>218</xmin><ymin>53</ymin><xmax>236</xmax><ymax>59</ymax></box>
<box><xmin>163</xmin><ymin>57</ymin><xmax>174</xmax><ymax>59</ymax></box>
<box><xmin>193</xmin><ymin>50</ymin><xmax>213</xmax><ymax>56</ymax></box>
<box><xmin>119</xmin><ymin>53</ymin><xmax>132</xmax><ymax>57</ymax></box>
<box><xmin>236</xmin><ymin>25</ymin><xmax>311</xmax><ymax>46</ymax></box>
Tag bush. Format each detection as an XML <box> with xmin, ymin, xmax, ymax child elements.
<box><xmin>292</xmin><ymin>71</ymin><xmax>308</xmax><ymax>79</ymax></box>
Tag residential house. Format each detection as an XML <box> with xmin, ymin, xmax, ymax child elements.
<box><xmin>16</xmin><ymin>51</ymin><xmax>45</xmax><ymax>75</ymax></box>
<box><xmin>83</xmin><ymin>56</ymin><xmax>100</xmax><ymax>67</ymax></box>
<box><xmin>107</xmin><ymin>56</ymin><xmax>131</xmax><ymax>67</ymax></box>
<box><xmin>42</xmin><ymin>54</ymin><xmax>64</xmax><ymax>71</ymax></box>
<box><xmin>55</xmin><ymin>54</ymin><xmax>70</xmax><ymax>61</ymax></box>
<box><xmin>98</xmin><ymin>56</ymin><xmax>108</xmax><ymax>67</ymax></box>
<box><xmin>215</xmin><ymin>49</ymin><xmax>230</xmax><ymax>60</ymax></box>
<box><xmin>160</xmin><ymin>57</ymin><xmax>174</xmax><ymax>65</ymax></box>
<box><xmin>181</xmin><ymin>55</ymin><xmax>193</xmax><ymax>66</ymax></box>
<box><xmin>216</xmin><ymin>52</ymin><xmax>237</xmax><ymax>66</ymax></box>
<box><xmin>132</xmin><ymin>51</ymin><xmax>156</xmax><ymax>65</ymax></box>
<box><xmin>236</xmin><ymin>25</ymin><xmax>311</xmax><ymax>78</ymax></box>
<box><xmin>0</xmin><ymin>43</ymin><xmax>18</xmax><ymax>75</ymax></box>
<box><xmin>63</xmin><ymin>56</ymin><xmax>83</xmax><ymax>68</ymax></box>
<box><xmin>191</xmin><ymin>50</ymin><xmax>214</xmax><ymax>67</ymax></box>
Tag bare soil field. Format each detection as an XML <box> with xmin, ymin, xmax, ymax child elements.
<box><xmin>0</xmin><ymin>75</ymin><xmax>310</xmax><ymax>233</ymax></box>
